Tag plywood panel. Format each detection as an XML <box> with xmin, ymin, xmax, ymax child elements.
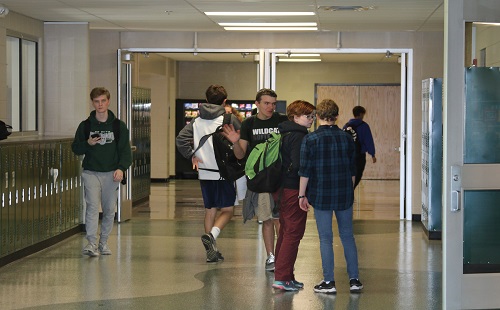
<box><xmin>316</xmin><ymin>85</ymin><xmax>357</xmax><ymax>127</ymax></box>
<box><xmin>360</xmin><ymin>86</ymin><xmax>401</xmax><ymax>179</ymax></box>
<box><xmin>315</xmin><ymin>84</ymin><xmax>401</xmax><ymax>180</ymax></box>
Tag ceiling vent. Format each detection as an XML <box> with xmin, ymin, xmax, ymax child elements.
<box><xmin>318</xmin><ymin>5</ymin><xmax>375</xmax><ymax>12</ymax></box>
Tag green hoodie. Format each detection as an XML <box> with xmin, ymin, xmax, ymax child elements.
<box><xmin>71</xmin><ymin>110</ymin><xmax>132</xmax><ymax>172</ymax></box>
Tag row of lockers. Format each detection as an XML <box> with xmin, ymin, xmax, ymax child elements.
<box><xmin>0</xmin><ymin>139</ymin><xmax>82</xmax><ymax>258</ymax></box>
<box><xmin>420</xmin><ymin>78</ymin><xmax>443</xmax><ymax>240</ymax></box>
<box><xmin>131</xmin><ymin>87</ymin><xmax>151</xmax><ymax>203</ymax></box>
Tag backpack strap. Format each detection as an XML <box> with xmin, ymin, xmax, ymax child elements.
<box><xmin>197</xmin><ymin>113</ymin><xmax>230</xmax><ymax>175</ymax></box>
<box><xmin>84</xmin><ymin>119</ymin><xmax>91</xmax><ymax>138</ymax></box>
<box><xmin>113</xmin><ymin>118</ymin><xmax>120</xmax><ymax>142</ymax></box>
<box><xmin>192</xmin><ymin>113</ymin><xmax>226</xmax><ymax>157</ymax></box>
<box><xmin>223</xmin><ymin>113</ymin><xmax>232</xmax><ymax>126</ymax></box>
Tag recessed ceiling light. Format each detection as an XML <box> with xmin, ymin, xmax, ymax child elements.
<box><xmin>219</xmin><ymin>22</ymin><xmax>317</xmax><ymax>27</ymax></box>
<box><xmin>223</xmin><ymin>27</ymin><xmax>318</xmax><ymax>31</ymax></box>
<box><xmin>205</xmin><ymin>12</ymin><xmax>315</xmax><ymax>16</ymax></box>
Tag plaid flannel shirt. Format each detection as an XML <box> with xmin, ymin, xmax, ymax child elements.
<box><xmin>298</xmin><ymin>125</ymin><xmax>356</xmax><ymax>211</ymax></box>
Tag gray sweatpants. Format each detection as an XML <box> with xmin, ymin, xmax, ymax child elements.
<box><xmin>82</xmin><ymin>170</ymin><xmax>119</xmax><ymax>245</ymax></box>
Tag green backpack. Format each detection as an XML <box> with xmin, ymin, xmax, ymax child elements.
<box><xmin>245</xmin><ymin>132</ymin><xmax>288</xmax><ymax>193</ymax></box>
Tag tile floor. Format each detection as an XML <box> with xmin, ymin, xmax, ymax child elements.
<box><xmin>0</xmin><ymin>180</ymin><xmax>442</xmax><ymax>309</ymax></box>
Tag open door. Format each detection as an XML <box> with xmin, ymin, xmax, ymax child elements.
<box><xmin>116</xmin><ymin>52</ymin><xmax>134</xmax><ymax>222</ymax></box>
<box><xmin>445</xmin><ymin>68</ymin><xmax>500</xmax><ymax>309</ymax></box>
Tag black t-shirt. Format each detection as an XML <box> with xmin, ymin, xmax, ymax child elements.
<box><xmin>240</xmin><ymin>112</ymin><xmax>288</xmax><ymax>151</ymax></box>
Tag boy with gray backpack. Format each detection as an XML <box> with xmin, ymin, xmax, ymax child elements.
<box><xmin>176</xmin><ymin>85</ymin><xmax>242</xmax><ymax>263</ymax></box>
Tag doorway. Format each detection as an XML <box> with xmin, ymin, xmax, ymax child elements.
<box><xmin>117</xmin><ymin>48</ymin><xmax>413</xmax><ymax>220</ymax></box>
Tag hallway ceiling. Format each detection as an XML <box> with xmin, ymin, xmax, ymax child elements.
<box><xmin>2</xmin><ymin>0</ymin><xmax>444</xmax><ymax>32</ymax></box>
<box><xmin>2</xmin><ymin>1</ymin><xmax>443</xmax><ymax>63</ymax></box>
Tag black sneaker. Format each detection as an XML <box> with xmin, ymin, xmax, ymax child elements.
<box><xmin>201</xmin><ymin>233</ymin><xmax>218</xmax><ymax>262</ymax></box>
<box><xmin>206</xmin><ymin>251</ymin><xmax>224</xmax><ymax>263</ymax></box>
<box><xmin>217</xmin><ymin>251</ymin><xmax>224</xmax><ymax>261</ymax></box>
<box><xmin>314</xmin><ymin>280</ymin><xmax>336</xmax><ymax>294</ymax></box>
<box><xmin>349</xmin><ymin>278</ymin><xmax>363</xmax><ymax>292</ymax></box>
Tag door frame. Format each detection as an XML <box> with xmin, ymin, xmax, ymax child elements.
<box><xmin>266</xmin><ymin>48</ymin><xmax>413</xmax><ymax>220</ymax></box>
<box><xmin>116</xmin><ymin>47</ymin><xmax>413</xmax><ymax>221</ymax></box>
<box><xmin>116</xmin><ymin>52</ymin><xmax>133</xmax><ymax>223</ymax></box>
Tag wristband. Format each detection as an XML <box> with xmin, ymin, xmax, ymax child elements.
<box><xmin>298</xmin><ymin>195</ymin><xmax>306</xmax><ymax>199</ymax></box>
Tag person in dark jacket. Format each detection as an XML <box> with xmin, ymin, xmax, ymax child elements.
<box><xmin>271</xmin><ymin>100</ymin><xmax>315</xmax><ymax>291</ymax></box>
<box><xmin>343</xmin><ymin>106</ymin><xmax>376</xmax><ymax>189</ymax></box>
<box><xmin>72</xmin><ymin>87</ymin><xmax>132</xmax><ymax>257</ymax></box>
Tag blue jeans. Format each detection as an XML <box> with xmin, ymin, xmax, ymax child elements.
<box><xmin>314</xmin><ymin>207</ymin><xmax>359</xmax><ymax>282</ymax></box>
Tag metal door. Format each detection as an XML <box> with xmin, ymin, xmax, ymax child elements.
<box><xmin>449</xmin><ymin>68</ymin><xmax>500</xmax><ymax>309</ymax></box>
<box><xmin>443</xmin><ymin>1</ymin><xmax>500</xmax><ymax>308</ymax></box>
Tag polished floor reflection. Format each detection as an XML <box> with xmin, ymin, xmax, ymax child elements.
<box><xmin>0</xmin><ymin>180</ymin><xmax>442</xmax><ymax>309</ymax></box>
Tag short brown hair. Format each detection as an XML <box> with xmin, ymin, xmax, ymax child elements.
<box><xmin>90</xmin><ymin>87</ymin><xmax>110</xmax><ymax>101</ymax></box>
<box><xmin>286</xmin><ymin>100</ymin><xmax>315</xmax><ymax>121</ymax></box>
<box><xmin>316</xmin><ymin>99</ymin><xmax>339</xmax><ymax>121</ymax></box>
<box><xmin>255</xmin><ymin>88</ymin><xmax>277</xmax><ymax>102</ymax></box>
<box><xmin>206</xmin><ymin>84</ymin><xmax>227</xmax><ymax>105</ymax></box>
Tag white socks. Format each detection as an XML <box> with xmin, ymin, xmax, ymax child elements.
<box><xmin>210</xmin><ymin>227</ymin><xmax>221</xmax><ymax>239</ymax></box>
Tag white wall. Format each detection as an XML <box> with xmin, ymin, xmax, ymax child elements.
<box><xmin>44</xmin><ymin>23</ymin><xmax>89</xmax><ymax>136</ymax></box>
<box><xmin>89</xmin><ymin>31</ymin><xmax>120</xmax><ymax>112</ymax></box>
<box><xmin>136</xmin><ymin>54</ymin><xmax>172</xmax><ymax>180</ymax></box>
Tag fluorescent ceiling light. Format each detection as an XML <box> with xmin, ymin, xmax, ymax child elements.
<box><xmin>473</xmin><ymin>22</ymin><xmax>500</xmax><ymax>26</ymax></box>
<box><xmin>224</xmin><ymin>27</ymin><xmax>318</xmax><ymax>31</ymax></box>
<box><xmin>219</xmin><ymin>22</ymin><xmax>317</xmax><ymax>27</ymax></box>
<box><xmin>279</xmin><ymin>58</ymin><xmax>321</xmax><ymax>62</ymax></box>
<box><xmin>205</xmin><ymin>12</ymin><xmax>315</xmax><ymax>16</ymax></box>
<box><xmin>275</xmin><ymin>53</ymin><xmax>321</xmax><ymax>57</ymax></box>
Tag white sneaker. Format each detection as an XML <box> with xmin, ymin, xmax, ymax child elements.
<box><xmin>98</xmin><ymin>243</ymin><xmax>112</xmax><ymax>255</ymax></box>
<box><xmin>82</xmin><ymin>243</ymin><xmax>99</xmax><ymax>257</ymax></box>
<box><xmin>265</xmin><ymin>253</ymin><xmax>275</xmax><ymax>271</ymax></box>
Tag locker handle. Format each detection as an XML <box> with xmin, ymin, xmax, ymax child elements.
<box><xmin>11</xmin><ymin>171</ymin><xmax>15</xmax><ymax>187</ymax></box>
<box><xmin>131</xmin><ymin>145</ymin><xmax>137</xmax><ymax>152</ymax></box>
<box><xmin>5</xmin><ymin>172</ymin><xmax>8</xmax><ymax>188</ymax></box>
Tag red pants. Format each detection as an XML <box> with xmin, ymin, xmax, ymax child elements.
<box><xmin>273</xmin><ymin>188</ymin><xmax>308</xmax><ymax>281</ymax></box>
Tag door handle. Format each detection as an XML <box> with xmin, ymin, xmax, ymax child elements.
<box><xmin>451</xmin><ymin>190</ymin><xmax>461</xmax><ymax>212</ymax></box>
<box><xmin>131</xmin><ymin>145</ymin><xmax>137</xmax><ymax>152</ymax></box>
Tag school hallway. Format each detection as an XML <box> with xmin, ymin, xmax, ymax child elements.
<box><xmin>0</xmin><ymin>180</ymin><xmax>442</xmax><ymax>310</ymax></box>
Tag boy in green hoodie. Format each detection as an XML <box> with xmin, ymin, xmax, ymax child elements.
<box><xmin>72</xmin><ymin>87</ymin><xmax>132</xmax><ymax>257</ymax></box>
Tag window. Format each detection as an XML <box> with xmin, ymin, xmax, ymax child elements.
<box><xmin>6</xmin><ymin>35</ymin><xmax>38</xmax><ymax>132</ymax></box>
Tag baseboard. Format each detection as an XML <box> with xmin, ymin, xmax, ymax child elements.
<box><xmin>151</xmin><ymin>178</ymin><xmax>170</xmax><ymax>183</ymax></box>
<box><xmin>0</xmin><ymin>225</ymin><xmax>84</xmax><ymax>268</ymax></box>
<box><xmin>420</xmin><ymin>221</ymin><xmax>442</xmax><ymax>240</ymax></box>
